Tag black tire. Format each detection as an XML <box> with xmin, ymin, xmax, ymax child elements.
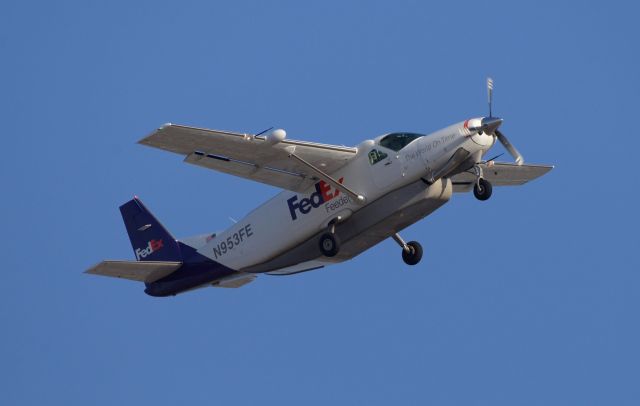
<box><xmin>319</xmin><ymin>233</ymin><xmax>340</xmax><ymax>257</ymax></box>
<box><xmin>473</xmin><ymin>178</ymin><xmax>493</xmax><ymax>201</ymax></box>
<box><xmin>402</xmin><ymin>241</ymin><xmax>423</xmax><ymax>265</ymax></box>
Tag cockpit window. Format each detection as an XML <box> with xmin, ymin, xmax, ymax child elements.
<box><xmin>379</xmin><ymin>133</ymin><xmax>423</xmax><ymax>151</ymax></box>
<box><xmin>368</xmin><ymin>149</ymin><xmax>388</xmax><ymax>165</ymax></box>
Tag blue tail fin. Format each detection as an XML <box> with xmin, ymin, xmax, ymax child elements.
<box><xmin>119</xmin><ymin>197</ymin><xmax>182</xmax><ymax>262</ymax></box>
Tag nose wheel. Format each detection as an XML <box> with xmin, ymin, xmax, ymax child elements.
<box><xmin>472</xmin><ymin>164</ymin><xmax>493</xmax><ymax>201</ymax></box>
<box><xmin>474</xmin><ymin>178</ymin><xmax>493</xmax><ymax>200</ymax></box>
<box><xmin>392</xmin><ymin>233</ymin><xmax>423</xmax><ymax>266</ymax></box>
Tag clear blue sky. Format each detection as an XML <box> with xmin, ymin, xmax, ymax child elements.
<box><xmin>2</xmin><ymin>1</ymin><xmax>639</xmax><ymax>404</ymax></box>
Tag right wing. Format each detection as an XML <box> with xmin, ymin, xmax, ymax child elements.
<box><xmin>450</xmin><ymin>162</ymin><xmax>553</xmax><ymax>192</ymax></box>
<box><xmin>139</xmin><ymin>124</ymin><xmax>357</xmax><ymax>192</ymax></box>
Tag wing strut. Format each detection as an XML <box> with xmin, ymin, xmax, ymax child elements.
<box><xmin>287</xmin><ymin>151</ymin><xmax>366</xmax><ymax>204</ymax></box>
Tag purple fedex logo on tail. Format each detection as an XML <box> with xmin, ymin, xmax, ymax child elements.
<box><xmin>135</xmin><ymin>239</ymin><xmax>164</xmax><ymax>260</ymax></box>
<box><xmin>287</xmin><ymin>178</ymin><xmax>345</xmax><ymax>220</ymax></box>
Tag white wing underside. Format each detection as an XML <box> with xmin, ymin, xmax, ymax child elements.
<box><xmin>449</xmin><ymin>162</ymin><xmax>553</xmax><ymax>192</ymax></box>
<box><xmin>139</xmin><ymin>124</ymin><xmax>357</xmax><ymax>192</ymax></box>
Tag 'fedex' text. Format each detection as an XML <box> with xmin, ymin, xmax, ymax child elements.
<box><xmin>287</xmin><ymin>178</ymin><xmax>344</xmax><ymax>220</ymax></box>
<box><xmin>136</xmin><ymin>239</ymin><xmax>164</xmax><ymax>260</ymax></box>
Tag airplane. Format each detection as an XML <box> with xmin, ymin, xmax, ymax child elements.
<box><xmin>86</xmin><ymin>79</ymin><xmax>552</xmax><ymax>297</ymax></box>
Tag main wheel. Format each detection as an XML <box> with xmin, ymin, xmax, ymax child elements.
<box><xmin>473</xmin><ymin>178</ymin><xmax>493</xmax><ymax>201</ymax></box>
<box><xmin>319</xmin><ymin>233</ymin><xmax>340</xmax><ymax>257</ymax></box>
<box><xmin>402</xmin><ymin>241</ymin><xmax>423</xmax><ymax>265</ymax></box>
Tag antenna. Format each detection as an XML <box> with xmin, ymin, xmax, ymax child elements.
<box><xmin>254</xmin><ymin>126</ymin><xmax>274</xmax><ymax>137</ymax></box>
<box><xmin>487</xmin><ymin>77</ymin><xmax>494</xmax><ymax>117</ymax></box>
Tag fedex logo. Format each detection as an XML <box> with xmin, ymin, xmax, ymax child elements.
<box><xmin>135</xmin><ymin>239</ymin><xmax>164</xmax><ymax>260</ymax></box>
<box><xmin>287</xmin><ymin>178</ymin><xmax>344</xmax><ymax>220</ymax></box>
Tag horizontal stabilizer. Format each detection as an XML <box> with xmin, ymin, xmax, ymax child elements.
<box><xmin>85</xmin><ymin>260</ymin><xmax>182</xmax><ymax>283</ymax></box>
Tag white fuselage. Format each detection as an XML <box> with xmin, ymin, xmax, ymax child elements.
<box><xmin>196</xmin><ymin>118</ymin><xmax>495</xmax><ymax>272</ymax></box>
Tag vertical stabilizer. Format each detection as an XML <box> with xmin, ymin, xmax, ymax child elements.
<box><xmin>119</xmin><ymin>197</ymin><xmax>182</xmax><ymax>262</ymax></box>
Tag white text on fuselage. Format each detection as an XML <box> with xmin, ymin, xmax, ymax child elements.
<box><xmin>404</xmin><ymin>133</ymin><xmax>457</xmax><ymax>162</ymax></box>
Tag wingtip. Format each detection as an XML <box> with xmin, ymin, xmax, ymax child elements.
<box><xmin>138</xmin><ymin>123</ymin><xmax>173</xmax><ymax>145</ymax></box>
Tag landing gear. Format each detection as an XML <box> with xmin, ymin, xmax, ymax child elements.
<box><xmin>392</xmin><ymin>233</ymin><xmax>423</xmax><ymax>266</ymax></box>
<box><xmin>319</xmin><ymin>233</ymin><xmax>340</xmax><ymax>257</ymax></box>
<box><xmin>472</xmin><ymin>164</ymin><xmax>492</xmax><ymax>201</ymax></box>
<box><xmin>402</xmin><ymin>241</ymin><xmax>423</xmax><ymax>265</ymax></box>
<box><xmin>473</xmin><ymin>178</ymin><xmax>493</xmax><ymax>201</ymax></box>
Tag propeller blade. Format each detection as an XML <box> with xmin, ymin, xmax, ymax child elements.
<box><xmin>487</xmin><ymin>77</ymin><xmax>494</xmax><ymax>117</ymax></box>
<box><xmin>495</xmin><ymin>129</ymin><xmax>524</xmax><ymax>165</ymax></box>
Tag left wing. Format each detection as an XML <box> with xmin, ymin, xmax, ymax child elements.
<box><xmin>139</xmin><ymin>124</ymin><xmax>357</xmax><ymax>192</ymax></box>
<box><xmin>450</xmin><ymin>162</ymin><xmax>553</xmax><ymax>192</ymax></box>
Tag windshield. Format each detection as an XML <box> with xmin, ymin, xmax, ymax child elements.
<box><xmin>379</xmin><ymin>132</ymin><xmax>423</xmax><ymax>151</ymax></box>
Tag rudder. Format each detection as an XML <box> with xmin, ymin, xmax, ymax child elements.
<box><xmin>119</xmin><ymin>197</ymin><xmax>182</xmax><ymax>262</ymax></box>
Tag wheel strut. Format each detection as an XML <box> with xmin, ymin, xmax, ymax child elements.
<box><xmin>328</xmin><ymin>218</ymin><xmax>337</xmax><ymax>234</ymax></box>
<box><xmin>473</xmin><ymin>163</ymin><xmax>484</xmax><ymax>187</ymax></box>
<box><xmin>392</xmin><ymin>233</ymin><xmax>410</xmax><ymax>253</ymax></box>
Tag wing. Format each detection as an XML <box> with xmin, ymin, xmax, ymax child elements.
<box><xmin>450</xmin><ymin>162</ymin><xmax>553</xmax><ymax>192</ymax></box>
<box><xmin>138</xmin><ymin>124</ymin><xmax>357</xmax><ymax>192</ymax></box>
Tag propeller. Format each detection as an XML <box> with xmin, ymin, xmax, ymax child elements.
<box><xmin>495</xmin><ymin>129</ymin><xmax>523</xmax><ymax>165</ymax></box>
<box><xmin>483</xmin><ymin>77</ymin><xmax>524</xmax><ymax>165</ymax></box>
<box><xmin>487</xmin><ymin>77</ymin><xmax>493</xmax><ymax>117</ymax></box>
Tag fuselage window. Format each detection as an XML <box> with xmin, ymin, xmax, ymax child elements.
<box><xmin>379</xmin><ymin>133</ymin><xmax>423</xmax><ymax>152</ymax></box>
<box><xmin>368</xmin><ymin>149</ymin><xmax>388</xmax><ymax>165</ymax></box>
